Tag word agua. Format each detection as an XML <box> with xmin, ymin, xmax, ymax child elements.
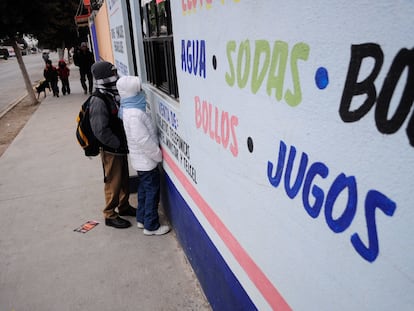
<box><xmin>195</xmin><ymin>96</ymin><xmax>239</xmax><ymax>157</ymax></box>
<box><xmin>340</xmin><ymin>43</ymin><xmax>414</xmax><ymax>148</ymax></box>
<box><xmin>181</xmin><ymin>0</ymin><xmax>240</xmax><ymax>15</ymax></box>
<box><xmin>267</xmin><ymin>140</ymin><xmax>396</xmax><ymax>262</ymax></box>
<box><xmin>226</xmin><ymin>39</ymin><xmax>310</xmax><ymax>107</ymax></box>
<box><xmin>181</xmin><ymin>40</ymin><xmax>206</xmax><ymax>78</ymax></box>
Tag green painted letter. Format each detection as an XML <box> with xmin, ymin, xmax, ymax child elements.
<box><xmin>285</xmin><ymin>42</ymin><xmax>310</xmax><ymax>107</ymax></box>
<box><xmin>225</xmin><ymin>41</ymin><xmax>237</xmax><ymax>86</ymax></box>
<box><xmin>251</xmin><ymin>40</ymin><xmax>271</xmax><ymax>94</ymax></box>
<box><xmin>266</xmin><ymin>41</ymin><xmax>288</xmax><ymax>101</ymax></box>
<box><xmin>237</xmin><ymin>40</ymin><xmax>251</xmax><ymax>89</ymax></box>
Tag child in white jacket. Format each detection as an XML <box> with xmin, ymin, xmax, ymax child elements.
<box><xmin>116</xmin><ymin>75</ymin><xmax>170</xmax><ymax>236</ymax></box>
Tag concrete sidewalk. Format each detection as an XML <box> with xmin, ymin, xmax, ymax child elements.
<box><xmin>0</xmin><ymin>69</ymin><xmax>210</xmax><ymax>311</ymax></box>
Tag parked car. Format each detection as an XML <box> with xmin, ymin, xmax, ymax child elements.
<box><xmin>4</xmin><ymin>46</ymin><xmax>15</xmax><ymax>57</ymax></box>
<box><xmin>8</xmin><ymin>47</ymin><xmax>15</xmax><ymax>57</ymax></box>
<box><xmin>0</xmin><ymin>47</ymin><xmax>9</xmax><ymax>59</ymax></box>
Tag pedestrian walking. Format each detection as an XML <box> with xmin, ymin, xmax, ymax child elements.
<box><xmin>116</xmin><ymin>75</ymin><xmax>170</xmax><ymax>235</ymax></box>
<box><xmin>43</xmin><ymin>60</ymin><xmax>59</xmax><ymax>97</ymax></box>
<box><xmin>42</xmin><ymin>51</ymin><xmax>49</xmax><ymax>64</ymax></box>
<box><xmin>73</xmin><ymin>42</ymin><xmax>94</xmax><ymax>95</ymax></box>
<box><xmin>89</xmin><ymin>61</ymin><xmax>136</xmax><ymax>229</ymax></box>
<box><xmin>57</xmin><ymin>59</ymin><xmax>71</xmax><ymax>95</ymax></box>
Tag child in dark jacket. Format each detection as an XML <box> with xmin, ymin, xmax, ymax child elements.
<box><xmin>44</xmin><ymin>60</ymin><xmax>59</xmax><ymax>97</ymax></box>
<box><xmin>57</xmin><ymin>59</ymin><xmax>70</xmax><ymax>95</ymax></box>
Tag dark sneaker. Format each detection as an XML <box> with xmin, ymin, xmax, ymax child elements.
<box><xmin>105</xmin><ymin>216</ymin><xmax>131</xmax><ymax>229</ymax></box>
<box><xmin>118</xmin><ymin>206</ymin><xmax>137</xmax><ymax>217</ymax></box>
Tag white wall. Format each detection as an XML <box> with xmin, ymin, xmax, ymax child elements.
<box><xmin>143</xmin><ymin>1</ymin><xmax>414</xmax><ymax>310</ymax></box>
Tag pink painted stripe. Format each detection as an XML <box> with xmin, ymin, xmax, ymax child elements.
<box><xmin>162</xmin><ymin>149</ymin><xmax>292</xmax><ymax>311</ymax></box>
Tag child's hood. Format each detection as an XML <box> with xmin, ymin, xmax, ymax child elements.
<box><xmin>116</xmin><ymin>75</ymin><xmax>142</xmax><ymax>99</ymax></box>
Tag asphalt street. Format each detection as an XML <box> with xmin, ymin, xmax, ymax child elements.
<box><xmin>0</xmin><ymin>52</ymin><xmax>54</xmax><ymax>114</ymax></box>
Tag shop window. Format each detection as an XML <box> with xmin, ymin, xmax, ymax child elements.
<box><xmin>140</xmin><ymin>0</ymin><xmax>178</xmax><ymax>98</ymax></box>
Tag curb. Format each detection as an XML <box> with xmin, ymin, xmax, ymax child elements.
<box><xmin>0</xmin><ymin>93</ymin><xmax>28</xmax><ymax>119</ymax></box>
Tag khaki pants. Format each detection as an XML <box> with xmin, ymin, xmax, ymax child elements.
<box><xmin>100</xmin><ymin>151</ymin><xmax>130</xmax><ymax>219</ymax></box>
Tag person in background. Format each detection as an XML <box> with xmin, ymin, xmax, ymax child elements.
<box><xmin>116</xmin><ymin>75</ymin><xmax>170</xmax><ymax>236</ymax></box>
<box><xmin>73</xmin><ymin>42</ymin><xmax>95</xmax><ymax>95</ymax></box>
<box><xmin>43</xmin><ymin>60</ymin><xmax>59</xmax><ymax>97</ymax></box>
<box><xmin>42</xmin><ymin>51</ymin><xmax>49</xmax><ymax>64</ymax></box>
<box><xmin>89</xmin><ymin>61</ymin><xmax>136</xmax><ymax>229</ymax></box>
<box><xmin>57</xmin><ymin>59</ymin><xmax>70</xmax><ymax>95</ymax></box>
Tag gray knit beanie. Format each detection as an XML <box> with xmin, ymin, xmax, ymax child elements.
<box><xmin>91</xmin><ymin>61</ymin><xmax>117</xmax><ymax>80</ymax></box>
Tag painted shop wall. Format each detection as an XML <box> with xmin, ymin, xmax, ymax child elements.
<box><xmin>93</xmin><ymin>3</ymin><xmax>114</xmax><ymax>63</ymax></box>
<box><xmin>129</xmin><ymin>1</ymin><xmax>414</xmax><ymax>310</ymax></box>
<box><xmin>105</xmin><ymin>0</ymin><xmax>136</xmax><ymax>76</ymax></box>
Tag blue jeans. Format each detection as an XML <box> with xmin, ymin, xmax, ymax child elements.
<box><xmin>136</xmin><ymin>168</ymin><xmax>160</xmax><ymax>231</ymax></box>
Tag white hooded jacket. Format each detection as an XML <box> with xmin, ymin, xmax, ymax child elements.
<box><xmin>116</xmin><ymin>76</ymin><xmax>162</xmax><ymax>171</ymax></box>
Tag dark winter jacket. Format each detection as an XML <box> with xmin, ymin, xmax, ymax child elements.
<box><xmin>73</xmin><ymin>50</ymin><xmax>95</xmax><ymax>72</ymax></box>
<box><xmin>43</xmin><ymin>65</ymin><xmax>58</xmax><ymax>82</ymax></box>
<box><xmin>89</xmin><ymin>93</ymin><xmax>128</xmax><ymax>155</ymax></box>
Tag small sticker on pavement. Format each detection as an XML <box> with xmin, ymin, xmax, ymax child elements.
<box><xmin>74</xmin><ymin>220</ymin><xmax>99</xmax><ymax>233</ymax></box>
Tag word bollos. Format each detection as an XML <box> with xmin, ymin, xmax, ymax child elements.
<box><xmin>181</xmin><ymin>40</ymin><xmax>206</xmax><ymax>78</ymax></box>
<box><xmin>225</xmin><ymin>39</ymin><xmax>310</xmax><ymax>107</ymax></box>
<box><xmin>195</xmin><ymin>96</ymin><xmax>239</xmax><ymax>157</ymax></box>
<box><xmin>267</xmin><ymin>140</ymin><xmax>396</xmax><ymax>262</ymax></box>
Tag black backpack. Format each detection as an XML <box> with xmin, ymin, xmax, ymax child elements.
<box><xmin>76</xmin><ymin>92</ymin><xmax>111</xmax><ymax>157</ymax></box>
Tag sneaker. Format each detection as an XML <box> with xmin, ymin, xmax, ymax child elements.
<box><xmin>137</xmin><ymin>222</ymin><xmax>144</xmax><ymax>229</ymax></box>
<box><xmin>143</xmin><ymin>225</ymin><xmax>170</xmax><ymax>236</ymax></box>
<box><xmin>105</xmin><ymin>216</ymin><xmax>131</xmax><ymax>229</ymax></box>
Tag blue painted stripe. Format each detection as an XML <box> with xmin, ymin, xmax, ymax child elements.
<box><xmin>90</xmin><ymin>23</ymin><xmax>100</xmax><ymax>61</ymax></box>
<box><xmin>161</xmin><ymin>172</ymin><xmax>257</xmax><ymax>311</ymax></box>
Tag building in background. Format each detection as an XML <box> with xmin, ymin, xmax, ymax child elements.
<box><xmin>75</xmin><ymin>0</ymin><xmax>111</xmax><ymax>62</ymax></box>
<box><xmin>89</xmin><ymin>2</ymin><xmax>113</xmax><ymax>63</ymax></box>
<box><xmin>86</xmin><ymin>1</ymin><xmax>414</xmax><ymax>310</ymax></box>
